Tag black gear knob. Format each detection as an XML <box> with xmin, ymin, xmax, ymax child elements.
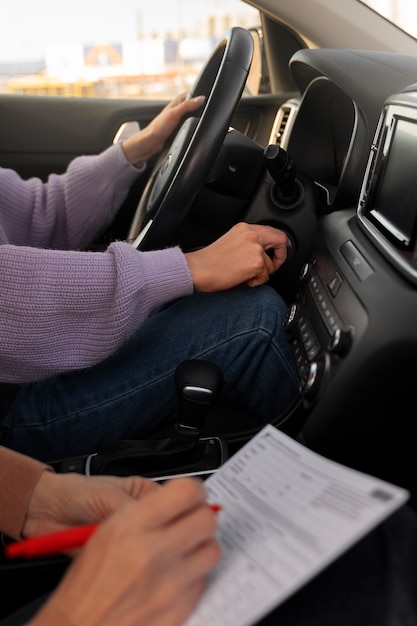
<box><xmin>174</xmin><ymin>359</ymin><xmax>223</xmax><ymax>440</ymax></box>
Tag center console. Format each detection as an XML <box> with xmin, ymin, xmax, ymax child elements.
<box><xmin>285</xmin><ymin>87</ymin><xmax>417</xmax><ymax>493</ymax></box>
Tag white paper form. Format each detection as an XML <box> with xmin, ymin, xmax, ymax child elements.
<box><xmin>184</xmin><ymin>424</ymin><xmax>409</xmax><ymax>626</ymax></box>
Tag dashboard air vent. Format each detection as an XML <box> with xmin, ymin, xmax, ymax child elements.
<box><xmin>269</xmin><ymin>98</ymin><xmax>300</xmax><ymax>149</ymax></box>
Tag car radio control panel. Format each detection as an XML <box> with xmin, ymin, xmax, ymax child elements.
<box><xmin>284</xmin><ymin>237</ymin><xmax>366</xmax><ymax>407</ymax></box>
<box><xmin>286</xmin><ymin>88</ymin><xmax>417</xmax><ymax>412</ymax></box>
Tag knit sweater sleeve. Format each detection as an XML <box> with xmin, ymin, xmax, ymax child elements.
<box><xmin>0</xmin><ymin>446</ymin><xmax>51</xmax><ymax>539</ymax></box>
<box><xmin>0</xmin><ymin>144</ymin><xmax>194</xmax><ymax>383</ymax></box>
<box><xmin>0</xmin><ymin>143</ymin><xmax>141</xmax><ymax>250</ymax></box>
<box><xmin>0</xmin><ymin>242</ymin><xmax>193</xmax><ymax>383</ymax></box>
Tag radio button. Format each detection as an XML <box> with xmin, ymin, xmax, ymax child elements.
<box><xmin>327</xmin><ymin>272</ymin><xmax>343</xmax><ymax>296</ymax></box>
<box><xmin>340</xmin><ymin>241</ymin><xmax>374</xmax><ymax>281</ymax></box>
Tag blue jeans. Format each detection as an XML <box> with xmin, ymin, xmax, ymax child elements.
<box><xmin>0</xmin><ymin>285</ymin><xmax>300</xmax><ymax>462</ymax></box>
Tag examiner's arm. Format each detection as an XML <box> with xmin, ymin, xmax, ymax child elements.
<box><xmin>0</xmin><ymin>446</ymin><xmax>51</xmax><ymax>539</ymax></box>
<box><xmin>0</xmin><ymin>446</ymin><xmax>220</xmax><ymax>626</ymax></box>
<box><xmin>28</xmin><ymin>478</ymin><xmax>220</xmax><ymax>626</ymax></box>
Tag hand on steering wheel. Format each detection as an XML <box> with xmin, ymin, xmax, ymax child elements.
<box><xmin>127</xmin><ymin>27</ymin><xmax>254</xmax><ymax>251</ymax></box>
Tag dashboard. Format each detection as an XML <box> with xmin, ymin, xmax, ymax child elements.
<box><xmin>265</xmin><ymin>49</ymin><xmax>417</xmax><ymax>497</ymax></box>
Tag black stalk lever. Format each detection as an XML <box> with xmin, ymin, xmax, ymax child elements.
<box><xmin>264</xmin><ymin>144</ymin><xmax>300</xmax><ymax>205</ymax></box>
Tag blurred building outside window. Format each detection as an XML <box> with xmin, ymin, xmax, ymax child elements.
<box><xmin>0</xmin><ymin>0</ymin><xmax>259</xmax><ymax>98</ymax></box>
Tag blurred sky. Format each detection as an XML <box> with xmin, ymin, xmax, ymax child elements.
<box><xmin>1</xmin><ymin>0</ymin><xmax>258</xmax><ymax>61</ymax></box>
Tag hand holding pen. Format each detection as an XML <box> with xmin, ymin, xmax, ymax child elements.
<box><xmin>8</xmin><ymin>475</ymin><xmax>221</xmax><ymax>626</ymax></box>
<box><xmin>6</xmin><ymin>503</ymin><xmax>221</xmax><ymax>559</ymax></box>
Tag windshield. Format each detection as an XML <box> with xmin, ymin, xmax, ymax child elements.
<box><xmin>360</xmin><ymin>0</ymin><xmax>417</xmax><ymax>39</ymax></box>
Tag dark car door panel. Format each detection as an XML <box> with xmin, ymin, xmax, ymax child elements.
<box><xmin>0</xmin><ymin>93</ymin><xmax>291</xmax><ymax>181</ymax></box>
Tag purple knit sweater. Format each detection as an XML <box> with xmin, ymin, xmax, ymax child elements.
<box><xmin>0</xmin><ymin>143</ymin><xmax>193</xmax><ymax>383</ymax></box>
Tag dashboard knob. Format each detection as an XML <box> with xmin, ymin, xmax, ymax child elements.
<box><xmin>300</xmin><ymin>357</ymin><xmax>326</xmax><ymax>401</ymax></box>
<box><xmin>328</xmin><ymin>327</ymin><xmax>352</xmax><ymax>355</ymax></box>
<box><xmin>283</xmin><ymin>303</ymin><xmax>299</xmax><ymax>334</ymax></box>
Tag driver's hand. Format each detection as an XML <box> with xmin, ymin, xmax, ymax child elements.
<box><xmin>121</xmin><ymin>93</ymin><xmax>205</xmax><ymax>168</ymax></box>
<box><xmin>185</xmin><ymin>222</ymin><xmax>290</xmax><ymax>291</ymax></box>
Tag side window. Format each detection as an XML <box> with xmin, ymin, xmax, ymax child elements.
<box><xmin>0</xmin><ymin>1</ymin><xmax>265</xmax><ymax>99</ymax></box>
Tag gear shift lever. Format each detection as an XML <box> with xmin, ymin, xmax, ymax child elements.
<box><xmin>51</xmin><ymin>359</ymin><xmax>226</xmax><ymax>476</ymax></box>
<box><xmin>174</xmin><ymin>359</ymin><xmax>223</xmax><ymax>444</ymax></box>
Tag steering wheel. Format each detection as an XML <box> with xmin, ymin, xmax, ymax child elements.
<box><xmin>127</xmin><ymin>27</ymin><xmax>254</xmax><ymax>251</ymax></box>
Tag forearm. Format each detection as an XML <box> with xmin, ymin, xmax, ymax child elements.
<box><xmin>56</xmin><ymin>144</ymin><xmax>142</xmax><ymax>250</ymax></box>
<box><xmin>0</xmin><ymin>243</ymin><xmax>192</xmax><ymax>383</ymax></box>
<box><xmin>0</xmin><ymin>447</ymin><xmax>51</xmax><ymax>539</ymax></box>
<box><xmin>0</xmin><ymin>144</ymin><xmax>140</xmax><ymax>251</ymax></box>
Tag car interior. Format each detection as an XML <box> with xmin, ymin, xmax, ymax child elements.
<box><xmin>2</xmin><ymin>0</ymin><xmax>417</xmax><ymax>619</ymax></box>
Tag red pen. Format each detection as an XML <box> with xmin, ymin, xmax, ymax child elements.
<box><xmin>5</xmin><ymin>523</ymin><xmax>98</xmax><ymax>559</ymax></box>
<box><xmin>4</xmin><ymin>503</ymin><xmax>222</xmax><ymax>560</ymax></box>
